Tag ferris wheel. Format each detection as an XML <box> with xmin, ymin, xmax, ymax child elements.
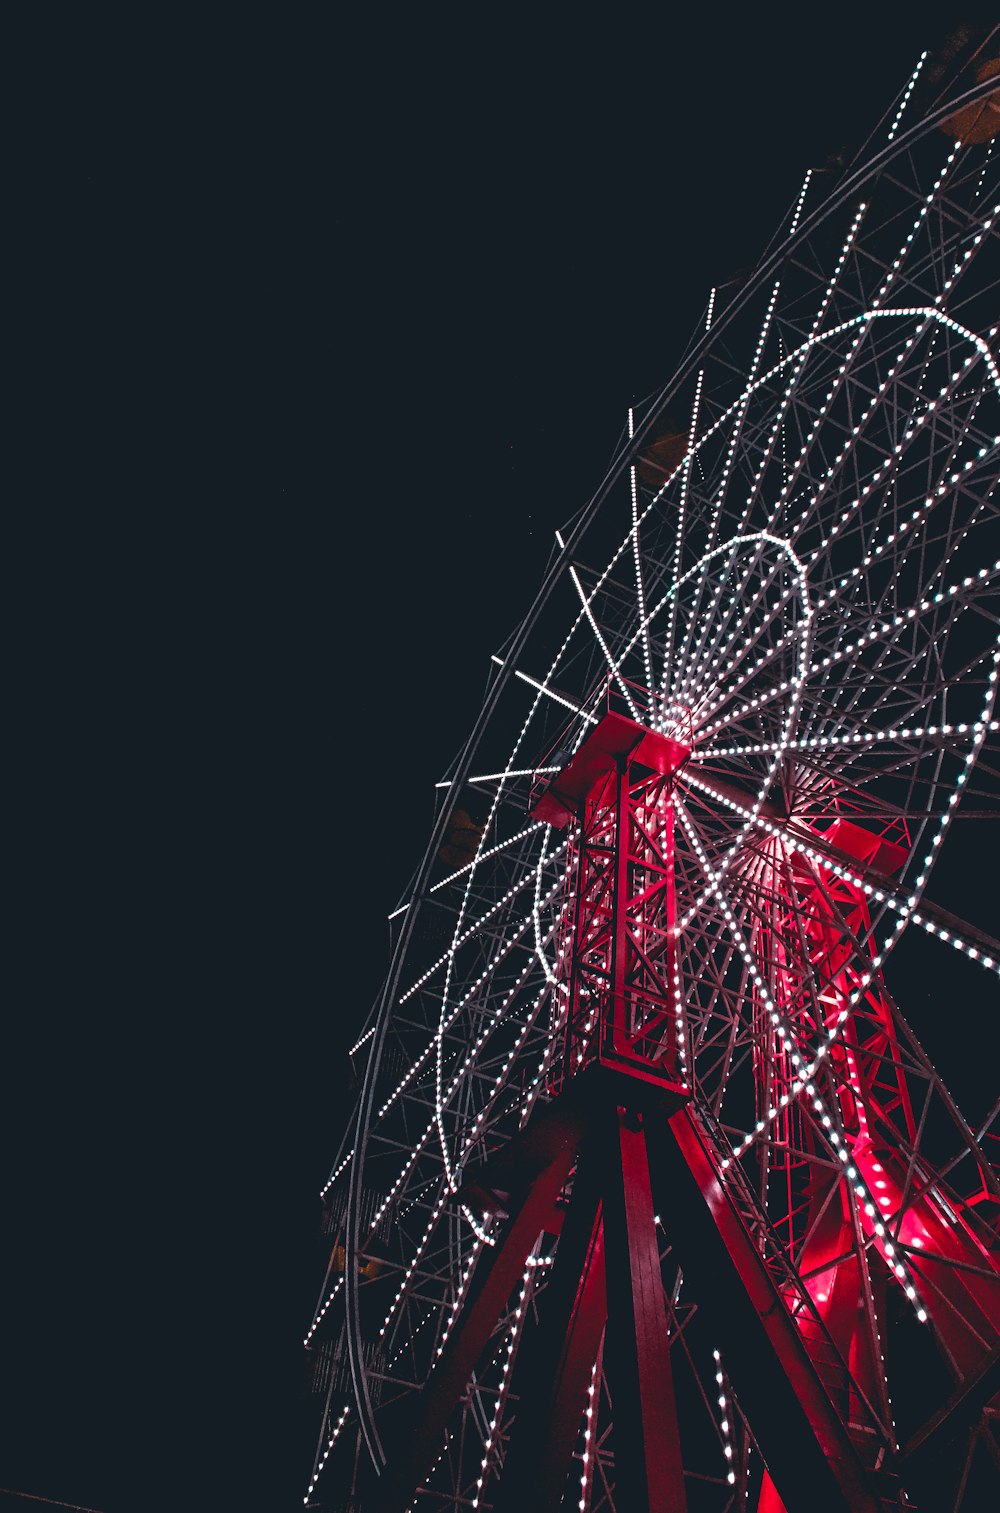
<box><xmin>306</xmin><ymin>36</ymin><xmax>1000</xmax><ymax>1513</ymax></box>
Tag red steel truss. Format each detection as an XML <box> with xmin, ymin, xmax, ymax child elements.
<box><xmin>305</xmin><ymin>58</ymin><xmax>1000</xmax><ymax>1509</ymax></box>
<box><xmin>356</xmin><ymin>715</ymin><xmax>1000</xmax><ymax>1512</ymax></box>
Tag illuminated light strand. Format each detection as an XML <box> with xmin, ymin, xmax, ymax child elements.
<box><xmin>385</xmin><ymin>819</ymin><xmax>548</xmax><ymax>920</ymax></box>
<box><xmin>432</xmin><ymin>819</ymin><xmax>548</xmax><ymax>890</ymax></box>
<box><xmin>304</xmin><ymin>1402</ymin><xmax>351</xmax><ymax>1503</ymax></box>
<box><xmin>696</xmin><ymin>553</ymin><xmax>998</xmax><ymax>744</ymax></box>
<box><xmin>792</xmin><ymin>420</ymin><xmax>992</xmax><ymax>750</ymax></box>
<box><xmin>385</xmin><ymin>1306</ymin><xmax>434</xmax><ymax>1373</ymax></box>
<box><xmin>673</xmin><ymin>289</ymin><xmax>789</xmax><ymax>686</ymax></box>
<box><xmin>370</xmin><ymin>925</ymin><xmax>569</xmax><ymax>1235</ymax></box>
<box><xmin>662</xmin><ymin>366</ymin><xmax>705</xmax><ymax>700</ymax></box>
<box><xmin>379</xmin><ymin>1189</ymin><xmax>451</xmax><ymax>1340</ymax></box>
<box><xmin>430</xmin><ymin>581</ymin><xmax>600</xmax><ymax>1191</ymax></box>
<box><xmin>569</xmin><ymin>561</ymin><xmax>641</xmax><ymax>720</ymax></box>
<box><xmin>579</xmin><ymin>1357</ymin><xmax>599</xmax><ymax>1508</ymax></box>
<box><xmin>695</xmin><ymin>470</ymin><xmax>1000</xmax><ymax>735</ymax></box>
<box><xmin>629</xmin><ymin>405</ymin><xmax>655</xmax><ymax>698</ymax></box>
<box><xmin>975</xmin><ymin>141</ymin><xmax>994</xmax><ymax>200</ymax></box>
<box><xmin>682</xmin><ymin>711</ymin><xmax>1000</xmax><ymax>975</ymax></box>
<box><xmin>695</xmin><ymin>329</ymin><xmax>999</xmax><ymax>726</ymax></box>
<box><xmin>637</xmin><ymin>191</ymin><xmax>998</xmax><ymax>657</ymax></box>
<box><xmin>471</xmin><ymin>1265</ymin><xmax>534</xmax><ymax>1509</ymax></box>
<box><xmin>792</xmin><ymin>384</ymin><xmax>992</xmax><ymax>620</ymax></box>
<box><xmin>681</xmin><ymin>574</ymin><xmax>806</xmax><ymax>737</ymax></box>
<box><xmin>518</xmin><ymin>976</ymin><xmax>577</xmax><ymax>1125</ymax></box>
<box><xmin>788</xmin><ymin>167</ymin><xmax>814</xmax><ymax>237</ymax></box>
<box><xmin>806</xmin><ymin>1077</ymin><xmax>930</xmax><ymax>1327</ymax></box>
<box><xmin>679</xmin><ymin>170</ymin><xmax>810</xmax><ymax>661</ymax></box>
<box><xmin>680</xmin><ymin>792</ymin><xmax>965</xmax><ymax>1165</ymax></box>
<box><xmin>705</xmin><ymin>286</ymin><xmax>717</xmax><ymax>330</ymax></box>
<box><xmin>459</xmin><ymin>983</ymin><xmax>566</xmax><ymax>1244</ymax></box>
<box><xmin>685</xmin><ymin>820</ymin><xmax>934</xmax><ymax>1343</ymax></box>
<box><xmin>534</xmin><ymin>818</ymin><xmax>580</xmax><ymax>983</ymax></box>
<box><xmin>429</xmin><ymin>597</ymin><xmax>609</xmax><ymax>1186</ymax></box>
<box><xmin>384</xmin><ymin>853</ymin><xmax>568</xmax><ymax>1125</ymax></box>
<box><xmin>401</xmin><ymin>832</ymin><xmax>568</xmax><ymax>1007</ymax></box>
<box><xmin>435</xmin><ymin>772</ymin><xmax>556</xmax><ymax>790</ymax></box>
<box><xmin>320</xmin><ymin>1146</ymin><xmax>356</xmax><ymax>1200</ymax></box>
<box><xmin>513</xmin><ymin>667</ymin><xmax>599</xmax><ymax>722</ymax></box>
<box><xmin>349</xmin><ymin>1021</ymin><xmax>376</xmax><ymax>1051</ymax></box>
<box><xmin>680</xmin><ymin>302</ymin><xmax>977</xmax><ymax>715</ymax></box>
<box><xmin>933</xmin><ymin>194</ymin><xmax>996</xmax><ymax>306</ymax></box>
<box><xmin>676</xmin><ymin>804</ymin><xmax>808</xmax><ymax>1090</ymax></box>
<box><xmin>368</xmin><ymin>863</ymin><xmax>574</xmax><ymax>1235</ymax></box>
<box><xmin>696</xmin><ymin>283</ymin><xmax>782</xmax><ymax>577</ymax></box>
<box><xmin>303</xmin><ymin>1276</ymin><xmax>344</xmax><ymax>1348</ymax></box>
<box><xmin>375</xmin><ymin>829</ymin><xmax>568</xmax><ymax>1228</ymax></box>
<box><xmin>697</xmin><ymin>717</ymin><xmax>1000</xmax><ymax>761</ymax></box>
<box><xmin>434</xmin><ymin>1235</ymin><xmax>486</xmax><ymax>1361</ymax></box>
<box><xmin>666</xmin><ymin>537</ymin><xmax>816</xmax><ymax>930</ymax></box>
<box><xmin>659</xmin><ymin>364</ymin><xmax>704</xmax><ymax>708</ymax></box>
<box><xmin>677</xmin><ymin>162</ymin><xmax>985</xmax><ymax>704</ymax></box>
<box><xmin>714</xmin><ymin>1350</ymin><xmax>737</xmax><ymax>1485</ymax></box>
<box><xmin>735</xmin><ymin>200</ymin><xmax>870</xmax><ymax>537</ymax></box>
<box><xmin>837</xmin><ymin>1050</ymin><xmax>927</xmax><ymax>1331</ymax></box>
<box><xmin>371</xmin><ymin>971</ymin><xmax>551</xmax><ymax>1232</ymax></box>
<box><xmin>886</xmin><ymin>51</ymin><xmax>928</xmax><ymax>142</ymax></box>
<box><xmin>645</xmin><ymin>534</ymin><xmax>816</xmax><ymax>731</ymax></box>
<box><xmin>671</xmin><ymin>905</ymin><xmax>689</xmax><ymax>1086</ymax></box>
<box><xmin>305</xmin><ymin>124</ymin><xmax>998</xmax><ymax>1513</ymax></box>
<box><xmin>682</xmin><ymin>723</ymin><xmax>997</xmax><ymax>1149</ymax></box>
<box><xmin>636</xmin><ymin>296</ymin><xmax>995</xmax><ymax>728</ymax></box>
<box><xmin>368</xmin><ymin>1120</ymin><xmax>435</xmax><ymax>1233</ymax></box>
<box><xmin>434</xmin><ymin>863</ymin><xmax>571</xmax><ymax>1193</ymax></box>
<box><xmin>669</xmin><ymin>523</ymin><xmax>787</xmax><ymax>729</ymax></box>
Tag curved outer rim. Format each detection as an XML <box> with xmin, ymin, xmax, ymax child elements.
<box><xmin>344</xmin><ymin>65</ymin><xmax>1000</xmax><ymax>1472</ymax></box>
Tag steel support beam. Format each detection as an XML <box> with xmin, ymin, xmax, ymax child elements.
<box><xmin>602</xmin><ymin>1104</ymin><xmax>688</xmax><ymax>1513</ymax></box>
<box><xmin>493</xmin><ymin>1126</ymin><xmax>607</xmax><ymax>1513</ymax></box>
<box><xmin>651</xmin><ymin>1106</ymin><xmax>887</xmax><ymax>1513</ymax></box>
<box><xmin>368</xmin><ymin>1134</ymin><xmax>579</xmax><ymax>1513</ymax></box>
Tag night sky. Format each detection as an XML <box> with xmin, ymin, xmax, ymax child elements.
<box><xmin>6</xmin><ymin>15</ymin><xmax>996</xmax><ymax>1513</ymax></box>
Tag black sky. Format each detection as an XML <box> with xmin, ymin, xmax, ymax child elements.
<box><xmin>6</xmin><ymin>15</ymin><xmax>996</xmax><ymax>1513</ymax></box>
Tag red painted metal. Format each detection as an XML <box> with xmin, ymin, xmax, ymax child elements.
<box><xmin>367</xmin><ymin>716</ymin><xmax>999</xmax><ymax>1511</ymax></box>
<box><xmin>602</xmin><ymin>1105</ymin><xmax>688</xmax><ymax>1513</ymax></box>
<box><xmin>372</xmin><ymin>1067</ymin><xmax>692</xmax><ymax>1513</ymax></box>
<box><xmin>657</xmin><ymin>1107</ymin><xmax>889</xmax><ymax>1513</ymax></box>
<box><xmin>368</xmin><ymin>1122</ymin><xmax>581</xmax><ymax>1513</ymax></box>
<box><xmin>537</xmin><ymin>712</ymin><xmax>691</xmax><ymax>1095</ymax></box>
<box><xmin>530</xmin><ymin>710</ymin><xmax>689</xmax><ymax>830</ymax></box>
<box><xmin>492</xmin><ymin>1125</ymin><xmax>607</xmax><ymax>1513</ymax></box>
<box><xmin>752</xmin><ymin>812</ymin><xmax>1000</xmax><ymax>1511</ymax></box>
<box><xmin>791</xmin><ymin>828</ymin><xmax>1000</xmax><ymax>1368</ymax></box>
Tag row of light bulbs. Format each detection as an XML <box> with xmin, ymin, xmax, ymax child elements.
<box><xmin>470</xmin><ymin>1264</ymin><xmax>534</xmax><ymax>1508</ymax></box>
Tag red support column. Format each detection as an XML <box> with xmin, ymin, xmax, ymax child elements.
<box><xmin>608</xmin><ymin>756</ymin><xmax>631</xmax><ymax>1064</ymax></box>
<box><xmin>602</xmin><ymin>1104</ymin><xmax>688</xmax><ymax>1513</ymax></box>
<box><xmin>652</xmin><ymin>1106</ymin><xmax>887</xmax><ymax>1513</ymax></box>
<box><xmin>368</xmin><ymin>1135</ymin><xmax>580</xmax><ymax>1513</ymax></box>
<box><xmin>493</xmin><ymin>1127</ymin><xmax>608</xmax><ymax>1513</ymax></box>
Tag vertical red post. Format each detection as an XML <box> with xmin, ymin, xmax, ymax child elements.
<box><xmin>493</xmin><ymin>1128</ymin><xmax>608</xmax><ymax>1513</ymax></box>
<box><xmin>602</xmin><ymin>1104</ymin><xmax>688</xmax><ymax>1513</ymax></box>
<box><xmin>608</xmin><ymin>756</ymin><xmax>631</xmax><ymax>1063</ymax></box>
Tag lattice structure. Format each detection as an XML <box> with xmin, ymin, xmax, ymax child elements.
<box><xmin>306</xmin><ymin>35</ymin><xmax>1000</xmax><ymax>1512</ymax></box>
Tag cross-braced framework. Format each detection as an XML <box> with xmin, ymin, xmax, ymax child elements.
<box><xmin>307</xmin><ymin>41</ymin><xmax>1000</xmax><ymax>1513</ymax></box>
